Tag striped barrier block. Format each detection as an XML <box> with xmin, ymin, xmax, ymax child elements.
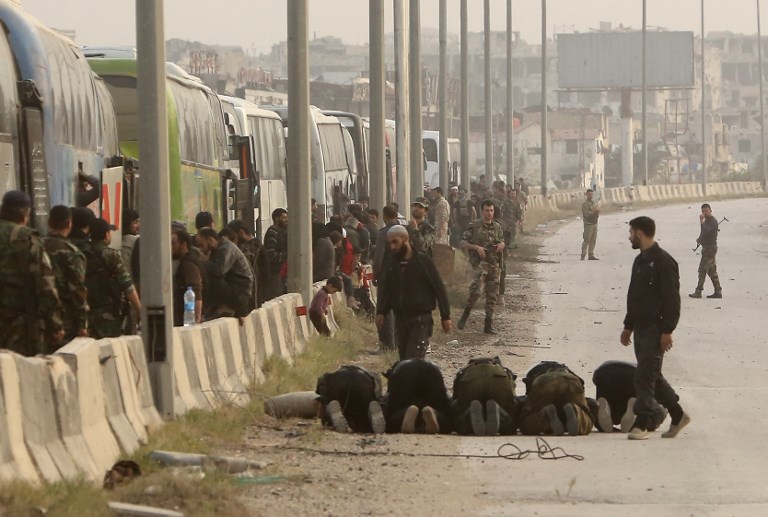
<box><xmin>262</xmin><ymin>300</ymin><xmax>292</xmax><ymax>363</ymax></box>
<box><xmin>0</xmin><ymin>352</ymin><xmax>44</xmax><ymax>483</ymax></box>
<box><xmin>57</xmin><ymin>339</ymin><xmax>122</xmax><ymax>481</ymax></box>
<box><xmin>97</xmin><ymin>341</ymin><xmax>142</xmax><ymax>455</ymax></box>
<box><xmin>179</xmin><ymin>326</ymin><xmax>217</xmax><ymax>409</ymax></box>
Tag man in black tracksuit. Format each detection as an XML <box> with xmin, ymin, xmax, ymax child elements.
<box><xmin>621</xmin><ymin>216</ymin><xmax>691</xmax><ymax>440</ymax></box>
<box><xmin>376</xmin><ymin>225</ymin><xmax>452</xmax><ymax>360</ymax></box>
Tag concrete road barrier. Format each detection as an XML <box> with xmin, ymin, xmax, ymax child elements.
<box><xmin>179</xmin><ymin>326</ymin><xmax>217</xmax><ymax>409</ymax></box>
<box><xmin>0</xmin><ymin>352</ymin><xmax>43</xmax><ymax>483</ymax></box>
<box><xmin>97</xmin><ymin>341</ymin><xmax>142</xmax><ymax>455</ymax></box>
<box><xmin>262</xmin><ymin>299</ymin><xmax>292</xmax><ymax>363</ymax></box>
<box><xmin>57</xmin><ymin>339</ymin><xmax>122</xmax><ymax>480</ymax></box>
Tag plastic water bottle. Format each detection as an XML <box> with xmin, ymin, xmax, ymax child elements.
<box><xmin>183</xmin><ymin>287</ymin><xmax>196</xmax><ymax>327</ymax></box>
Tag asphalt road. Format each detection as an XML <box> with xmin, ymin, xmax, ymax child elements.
<box><xmin>459</xmin><ymin>198</ymin><xmax>768</xmax><ymax>516</ymax></box>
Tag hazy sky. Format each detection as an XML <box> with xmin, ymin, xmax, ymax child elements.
<box><xmin>20</xmin><ymin>0</ymin><xmax>765</xmax><ymax>54</ymax></box>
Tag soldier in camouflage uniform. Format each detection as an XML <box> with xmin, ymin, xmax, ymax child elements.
<box><xmin>0</xmin><ymin>191</ymin><xmax>64</xmax><ymax>355</ymax></box>
<box><xmin>85</xmin><ymin>218</ymin><xmax>141</xmax><ymax>339</ymax></box>
<box><xmin>43</xmin><ymin>206</ymin><xmax>89</xmax><ymax>343</ymax></box>
<box><xmin>581</xmin><ymin>189</ymin><xmax>600</xmax><ymax>260</ymax></box>
<box><xmin>457</xmin><ymin>199</ymin><xmax>506</xmax><ymax>334</ymax></box>
<box><xmin>408</xmin><ymin>197</ymin><xmax>435</xmax><ymax>255</ymax></box>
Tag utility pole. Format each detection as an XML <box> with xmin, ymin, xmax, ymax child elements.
<box><xmin>409</xmin><ymin>0</ymin><xmax>423</xmax><ymax>200</ymax></box>
<box><xmin>642</xmin><ymin>0</ymin><xmax>648</xmax><ymax>185</ymax></box>
<box><xmin>540</xmin><ymin>0</ymin><xmax>548</xmax><ymax>196</ymax></box>
<box><xmin>506</xmin><ymin>0</ymin><xmax>514</xmax><ymax>181</ymax></box>
<box><xmin>484</xmin><ymin>0</ymin><xmax>493</xmax><ymax>182</ymax></box>
<box><xmin>460</xmin><ymin>0</ymin><xmax>470</xmax><ymax>189</ymax></box>
<box><xmin>438</xmin><ymin>0</ymin><xmax>448</xmax><ymax>189</ymax></box>
<box><xmin>701</xmin><ymin>0</ymin><xmax>708</xmax><ymax>195</ymax></box>
<box><xmin>286</xmin><ymin>0</ymin><xmax>312</xmax><ymax>306</ymax></box>
<box><xmin>394</xmin><ymin>0</ymin><xmax>411</xmax><ymax>211</ymax></box>
<box><xmin>136</xmin><ymin>0</ymin><xmax>174</xmax><ymax>419</ymax></box>
<box><xmin>759</xmin><ymin>0</ymin><xmax>767</xmax><ymax>190</ymax></box>
<box><xmin>369</xmin><ymin>0</ymin><xmax>386</xmax><ymax>210</ymax></box>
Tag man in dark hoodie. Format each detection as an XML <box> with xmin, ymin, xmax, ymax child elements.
<box><xmin>376</xmin><ymin>225</ymin><xmax>452</xmax><ymax>360</ymax></box>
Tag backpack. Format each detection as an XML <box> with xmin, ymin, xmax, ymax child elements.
<box><xmin>523</xmin><ymin>361</ymin><xmax>583</xmax><ymax>393</ymax></box>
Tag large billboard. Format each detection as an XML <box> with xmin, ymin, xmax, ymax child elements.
<box><xmin>557</xmin><ymin>31</ymin><xmax>695</xmax><ymax>90</ymax></box>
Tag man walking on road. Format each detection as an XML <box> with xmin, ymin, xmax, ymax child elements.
<box><xmin>581</xmin><ymin>189</ymin><xmax>600</xmax><ymax>260</ymax></box>
<box><xmin>621</xmin><ymin>216</ymin><xmax>691</xmax><ymax>440</ymax></box>
<box><xmin>376</xmin><ymin>225</ymin><xmax>452</xmax><ymax>360</ymax></box>
<box><xmin>408</xmin><ymin>197</ymin><xmax>435</xmax><ymax>255</ymax></box>
<box><xmin>432</xmin><ymin>187</ymin><xmax>450</xmax><ymax>246</ymax></box>
<box><xmin>689</xmin><ymin>203</ymin><xmax>722</xmax><ymax>299</ymax></box>
<box><xmin>457</xmin><ymin>200</ymin><xmax>505</xmax><ymax>335</ymax></box>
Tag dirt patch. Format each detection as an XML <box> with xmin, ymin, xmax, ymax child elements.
<box><xmin>225</xmin><ymin>226</ymin><xmax>563</xmax><ymax>517</ymax></box>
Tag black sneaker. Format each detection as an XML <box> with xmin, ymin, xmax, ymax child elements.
<box><xmin>563</xmin><ymin>403</ymin><xmax>579</xmax><ymax>436</ymax></box>
<box><xmin>688</xmin><ymin>291</ymin><xmax>702</xmax><ymax>299</ymax></box>
<box><xmin>544</xmin><ymin>404</ymin><xmax>564</xmax><ymax>436</ymax></box>
<box><xmin>707</xmin><ymin>291</ymin><xmax>722</xmax><ymax>299</ymax></box>
<box><xmin>485</xmin><ymin>400</ymin><xmax>500</xmax><ymax>436</ymax></box>
<box><xmin>469</xmin><ymin>400</ymin><xmax>486</xmax><ymax>436</ymax></box>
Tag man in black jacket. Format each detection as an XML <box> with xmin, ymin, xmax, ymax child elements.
<box><xmin>263</xmin><ymin>208</ymin><xmax>288</xmax><ymax>301</ymax></box>
<box><xmin>689</xmin><ymin>203</ymin><xmax>722</xmax><ymax>299</ymax></box>
<box><xmin>376</xmin><ymin>225</ymin><xmax>452</xmax><ymax>360</ymax></box>
<box><xmin>621</xmin><ymin>216</ymin><xmax>690</xmax><ymax>440</ymax></box>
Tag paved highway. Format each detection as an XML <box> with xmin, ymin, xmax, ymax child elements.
<box><xmin>460</xmin><ymin>198</ymin><xmax>768</xmax><ymax>516</ymax></box>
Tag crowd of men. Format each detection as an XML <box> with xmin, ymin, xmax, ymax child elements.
<box><xmin>0</xmin><ymin>189</ymin><xmax>298</xmax><ymax>357</ymax></box>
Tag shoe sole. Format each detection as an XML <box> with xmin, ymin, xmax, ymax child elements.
<box><xmin>485</xmin><ymin>400</ymin><xmax>500</xmax><ymax>436</ymax></box>
<box><xmin>597</xmin><ymin>397</ymin><xmax>613</xmax><ymax>433</ymax></box>
<box><xmin>627</xmin><ymin>428</ymin><xmax>650</xmax><ymax>440</ymax></box>
<box><xmin>470</xmin><ymin>400</ymin><xmax>486</xmax><ymax>436</ymax></box>
<box><xmin>326</xmin><ymin>400</ymin><xmax>350</xmax><ymax>433</ymax></box>
<box><xmin>401</xmin><ymin>405</ymin><xmax>419</xmax><ymax>433</ymax></box>
<box><xmin>563</xmin><ymin>403</ymin><xmax>579</xmax><ymax>436</ymax></box>
<box><xmin>662</xmin><ymin>413</ymin><xmax>691</xmax><ymax>438</ymax></box>
<box><xmin>544</xmin><ymin>404</ymin><xmax>564</xmax><ymax>436</ymax></box>
<box><xmin>422</xmin><ymin>406</ymin><xmax>440</xmax><ymax>434</ymax></box>
<box><xmin>368</xmin><ymin>401</ymin><xmax>386</xmax><ymax>434</ymax></box>
<box><xmin>620</xmin><ymin>397</ymin><xmax>636</xmax><ymax>433</ymax></box>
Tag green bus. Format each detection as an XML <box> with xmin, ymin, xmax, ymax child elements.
<box><xmin>87</xmin><ymin>57</ymin><xmax>229</xmax><ymax>229</ymax></box>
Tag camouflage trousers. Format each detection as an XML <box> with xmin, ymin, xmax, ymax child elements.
<box><xmin>89</xmin><ymin>311</ymin><xmax>124</xmax><ymax>339</ymax></box>
<box><xmin>696</xmin><ymin>246</ymin><xmax>721</xmax><ymax>292</ymax></box>
<box><xmin>581</xmin><ymin>223</ymin><xmax>597</xmax><ymax>258</ymax></box>
<box><xmin>465</xmin><ymin>264</ymin><xmax>500</xmax><ymax>318</ymax></box>
<box><xmin>518</xmin><ymin>371</ymin><xmax>593</xmax><ymax>436</ymax></box>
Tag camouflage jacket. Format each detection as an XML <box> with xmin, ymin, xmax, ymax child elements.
<box><xmin>84</xmin><ymin>242</ymin><xmax>135</xmax><ymax>324</ymax></box>
<box><xmin>408</xmin><ymin>220</ymin><xmax>435</xmax><ymax>256</ymax></box>
<box><xmin>44</xmin><ymin>233</ymin><xmax>88</xmax><ymax>338</ymax></box>
<box><xmin>501</xmin><ymin>198</ymin><xmax>522</xmax><ymax>228</ymax></box>
<box><xmin>0</xmin><ymin>220</ymin><xmax>62</xmax><ymax>355</ymax></box>
<box><xmin>461</xmin><ymin>218</ymin><xmax>505</xmax><ymax>268</ymax></box>
<box><xmin>582</xmin><ymin>200</ymin><xmax>599</xmax><ymax>225</ymax></box>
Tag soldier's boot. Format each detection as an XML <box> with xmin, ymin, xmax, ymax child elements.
<box><xmin>708</xmin><ymin>276</ymin><xmax>723</xmax><ymax>298</ymax></box>
<box><xmin>483</xmin><ymin>316</ymin><xmax>497</xmax><ymax>335</ymax></box>
<box><xmin>457</xmin><ymin>308</ymin><xmax>471</xmax><ymax>330</ymax></box>
<box><xmin>688</xmin><ymin>289</ymin><xmax>703</xmax><ymax>299</ymax></box>
<box><xmin>543</xmin><ymin>404</ymin><xmax>564</xmax><ymax>436</ymax></box>
<box><xmin>563</xmin><ymin>403</ymin><xmax>579</xmax><ymax>436</ymax></box>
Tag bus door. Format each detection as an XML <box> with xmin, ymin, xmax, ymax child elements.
<box><xmin>228</xmin><ymin>135</ymin><xmax>257</xmax><ymax>235</ymax></box>
<box><xmin>17</xmin><ymin>80</ymin><xmax>49</xmax><ymax>231</ymax></box>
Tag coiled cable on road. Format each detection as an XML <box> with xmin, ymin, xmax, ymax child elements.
<box><xmin>254</xmin><ymin>437</ymin><xmax>583</xmax><ymax>461</ymax></box>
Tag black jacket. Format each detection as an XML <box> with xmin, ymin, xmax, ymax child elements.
<box><xmin>623</xmin><ymin>243</ymin><xmax>680</xmax><ymax>334</ymax></box>
<box><xmin>377</xmin><ymin>250</ymin><xmax>450</xmax><ymax>321</ymax></box>
<box><xmin>697</xmin><ymin>216</ymin><xmax>718</xmax><ymax>246</ymax></box>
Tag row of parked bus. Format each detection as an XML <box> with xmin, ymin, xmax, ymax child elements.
<box><xmin>0</xmin><ymin>0</ymin><xmax>460</xmax><ymax>238</ymax></box>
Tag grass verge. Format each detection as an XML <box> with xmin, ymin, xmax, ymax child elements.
<box><xmin>0</xmin><ymin>309</ymin><xmax>388</xmax><ymax>517</ymax></box>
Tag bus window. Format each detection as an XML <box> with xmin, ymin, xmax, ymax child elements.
<box><xmin>423</xmin><ymin>138</ymin><xmax>438</xmax><ymax>163</ymax></box>
<box><xmin>317</xmin><ymin>124</ymin><xmax>347</xmax><ymax>173</ymax></box>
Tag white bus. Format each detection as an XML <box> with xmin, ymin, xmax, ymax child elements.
<box><xmin>423</xmin><ymin>130</ymin><xmax>461</xmax><ymax>188</ymax></box>
<box><xmin>220</xmin><ymin>96</ymin><xmax>286</xmax><ymax>237</ymax></box>
<box><xmin>263</xmin><ymin>105</ymin><xmax>355</xmax><ymax>222</ymax></box>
